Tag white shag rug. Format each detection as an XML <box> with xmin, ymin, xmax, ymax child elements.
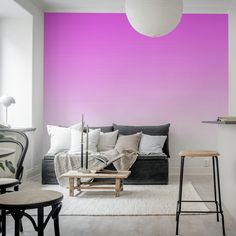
<box><xmin>40</xmin><ymin>183</ymin><xmax>208</xmax><ymax>216</ymax></box>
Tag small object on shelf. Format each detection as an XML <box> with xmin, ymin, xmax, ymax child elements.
<box><xmin>202</xmin><ymin>120</ymin><xmax>236</xmax><ymax>125</ymax></box>
<box><xmin>217</xmin><ymin>116</ymin><xmax>236</xmax><ymax>122</ymax></box>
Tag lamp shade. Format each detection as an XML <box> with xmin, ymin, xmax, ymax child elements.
<box><xmin>0</xmin><ymin>95</ymin><xmax>16</xmax><ymax>107</ymax></box>
<box><xmin>125</xmin><ymin>0</ymin><xmax>183</xmax><ymax>37</ymax></box>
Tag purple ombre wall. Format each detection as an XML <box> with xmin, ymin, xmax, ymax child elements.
<box><xmin>44</xmin><ymin>13</ymin><xmax>228</xmax><ymax>164</ymax></box>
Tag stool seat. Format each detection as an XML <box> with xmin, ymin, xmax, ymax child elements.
<box><xmin>0</xmin><ymin>190</ymin><xmax>63</xmax><ymax>209</ymax></box>
<box><xmin>0</xmin><ymin>190</ymin><xmax>63</xmax><ymax>236</ymax></box>
<box><xmin>179</xmin><ymin>150</ymin><xmax>219</xmax><ymax>158</ymax></box>
<box><xmin>0</xmin><ymin>178</ymin><xmax>19</xmax><ymax>190</ymax></box>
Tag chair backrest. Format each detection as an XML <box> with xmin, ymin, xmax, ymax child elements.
<box><xmin>0</xmin><ymin>129</ymin><xmax>29</xmax><ymax>182</ymax></box>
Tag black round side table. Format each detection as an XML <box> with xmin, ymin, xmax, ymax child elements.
<box><xmin>0</xmin><ymin>190</ymin><xmax>63</xmax><ymax>236</ymax></box>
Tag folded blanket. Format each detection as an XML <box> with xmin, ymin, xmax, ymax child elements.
<box><xmin>54</xmin><ymin>149</ymin><xmax>138</xmax><ymax>187</ymax></box>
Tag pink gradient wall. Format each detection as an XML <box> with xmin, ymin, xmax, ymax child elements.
<box><xmin>44</xmin><ymin>13</ymin><xmax>228</xmax><ymax>129</ymax></box>
<box><xmin>44</xmin><ymin>13</ymin><xmax>228</xmax><ymax>163</ymax></box>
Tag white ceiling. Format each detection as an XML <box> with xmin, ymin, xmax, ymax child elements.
<box><xmin>0</xmin><ymin>0</ymin><xmax>231</xmax><ymax>18</ymax></box>
<box><xmin>0</xmin><ymin>0</ymin><xmax>30</xmax><ymax>18</ymax></box>
<box><xmin>39</xmin><ymin>0</ymin><xmax>230</xmax><ymax>13</ymax></box>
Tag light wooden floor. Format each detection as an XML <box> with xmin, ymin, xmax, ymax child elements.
<box><xmin>5</xmin><ymin>175</ymin><xmax>236</xmax><ymax>236</ymax></box>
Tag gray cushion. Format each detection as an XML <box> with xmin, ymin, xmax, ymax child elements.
<box><xmin>44</xmin><ymin>155</ymin><xmax>55</xmax><ymax>160</ymax></box>
<box><xmin>89</xmin><ymin>126</ymin><xmax>113</xmax><ymax>133</ymax></box>
<box><xmin>113</xmin><ymin>123</ymin><xmax>170</xmax><ymax>157</ymax></box>
<box><xmin>115</xmin><ymin>133</ymin><xmax>142</xmax><ymax>153</ymax></box>
<box><xmin>138</xmin><ymin>154</ymin><xmax>167</xmax><ymax>160</ymax></box>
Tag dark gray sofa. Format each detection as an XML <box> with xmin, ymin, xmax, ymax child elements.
<box><xmin>42</xmin><ymin>123</ymin><xmax>170</xmax><ymax>185</ymax></box>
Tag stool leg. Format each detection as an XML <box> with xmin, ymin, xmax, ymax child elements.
<box><xmin>38</xmin><ymin>207</ymin><xmax>44</xmax><ymax>236</ymax></box>
<box><xmin>212</xmin><ymin>156</ymin><xmax>219</xmax><ymax>222</ymax></box>
<box><xmin>53</xmin><ymin>215</ymin><xmax>60</xmax><ymax>236</ymax></box>
<box><xmin>1</xmin><ymin>209</ymin><xmax>6</xmax><ymax>236</ymax></box>
<box><xmin>52</xmin><ymin>203</ymin><xmax>62</xmax><ymax>236</ymax></box>
<box><xmin>19</xmin><ymin>220</ymin><xmax>23</xmax><ymax>232</ymax></box>
<box><xmin>0</xmin><ymin>209</ymin><xmax>2</xmax><ymax>234</ymax></box>
<box><xmin>215</xmin><ymin>156</ymin><xmax>226</xmax><ymax>235</ymax></box>
<box><xmin>13</xmin><ymin>213</ymin><xmax>21</xmax><ymax>236</ymax></box>
<box><xmin>176</xmin><ymin>156</ymin><xmax>185</xmax><ymax>235</ymax></box>
<box><xmin>15</xmin><ymin>219</ymin><xmax>20</xmax><ymax>236</ymax></box>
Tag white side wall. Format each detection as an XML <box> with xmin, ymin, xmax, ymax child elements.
<box><xmin>0</xmin><ymin>0</ymin><xmax>44</xmax><ymax>175</ymax></box>
<box><xmin>229</xmin><ymin>0</ymin><xmax>236</xmax><ymax>115</ymax></box>
<box><xmin>14</xmin><ymin>0</ymin><xmax>44</xmax><ymax>174</ymax></box>
<box><xmin>217</xmin><ymin>0</ymin><xmax>236</xmax><ymax>222</ymax></box>
<box><xmin>0</xmin><ymin>12</ymin><xmax>35</xmax><ymax>172</ymax></box>
<box><xmin>218</xmin><ymin>126</ymin><xmax>236</xmax><ymax>221</ymax></box>
<box><xmin>0</xmin><ymin>17</ymin><xmax>32</xmax><ymax>127</ymax></box>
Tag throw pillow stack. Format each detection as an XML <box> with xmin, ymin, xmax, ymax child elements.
<box><xmin>47</xmin><ymin>124</ymin><xmax>120</xmax><ymax>155</ymax></box>
<box><xmin>46</xmin><ymin>124</ymin><xmax>167</xmax><ymax>156</ymax></box>
<box><xmin>47</xmin><ymin>123</ymin><xmax>82</xmax><ymax>155</ymax></box>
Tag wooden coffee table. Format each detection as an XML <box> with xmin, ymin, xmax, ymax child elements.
<box><xmin>61</xmin><ymin>170</ymin><xmax>131</xmax><ymax>197</ymax></box>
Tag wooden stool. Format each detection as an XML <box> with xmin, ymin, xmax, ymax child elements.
<box><xmin>0</xmin><ymin>190</ymin><xmax>63</xmax><ymax>236</ymax></box>
<box><xmin>176</xmin><ymin>150</ymin><xmax>225</xmax><ymax>235</ymax></box>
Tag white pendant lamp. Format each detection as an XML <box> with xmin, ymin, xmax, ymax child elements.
<box><xmin>125</xmin><ymin>0</ymin><xmax>183</xmax><ymax>37</ymax></box>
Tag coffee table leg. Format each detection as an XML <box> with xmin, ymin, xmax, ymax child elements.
<box><xmin>77</xmin><ymin>178</ymin><xmax>81</xmax><ymax>192</ymax></box>
<box><xmin>69</xmin><ymin>177</ymin><xmax>75</xmax><ymax>197</ymax></box>
<box><xmin>115</xmin><ymin>178</ymin><xmax>121</xmax><ymax>197</ymax></box>
<box><xmin>38</xmin><ymin>207</ymin><xmax>44</xmax><ymax>236</ymax></box>
<box><xmin>120</xmin><ymin>179</ymin><xmax>124</xmax><ymax>191</ymax></box>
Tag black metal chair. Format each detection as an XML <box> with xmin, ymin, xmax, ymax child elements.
<box><xmin>0</xmin><ymin>130</ymin><xmax>29</xmax><ymax>193</ymax></box>
<box><xmin>0</xmin><ymin>130</ymin><xmax>29</xmax><ymax>233</ymax></box>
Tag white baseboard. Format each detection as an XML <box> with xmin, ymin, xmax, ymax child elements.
<box><xmin>22</xmin><ymin>165</ymin><xmax>211</xmax><ymax>180</ymax></box>
<box><xmin>170</xmin><ymin>166</ymin><xmax>212</xmax><ymax>176</ymax></box>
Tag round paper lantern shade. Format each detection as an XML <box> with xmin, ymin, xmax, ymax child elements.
<box><xmin>125</xmin><ymin>0</ymin><xmax>183</xmax><ymax>37</ymax></box>
<box><xmin>0</xmin><ymin>95</ymin><xmax>15</xmax><ymax>107</ymax></box>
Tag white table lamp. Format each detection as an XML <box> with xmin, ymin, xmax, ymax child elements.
<box><xmin>0</xmin><ymin>95</ymin><xmax>15</xmax><ymax>126</ymax></box>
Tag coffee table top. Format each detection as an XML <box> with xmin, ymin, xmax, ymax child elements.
<box><xmin>61</xmin><ymin>170</ymin><xmax>131</xmax><ymax>179</ymax></box>
<box><xmin>0</xmin><ymin>190</ymin><xmax>63</xmax><ymax>209</ymax></box>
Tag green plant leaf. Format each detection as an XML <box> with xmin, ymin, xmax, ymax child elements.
<box><xmin>0</xmin><ymin>162</ymin><xmax>5</xmax><ymax>171</ymax></box>
<box><xmin>5</xmin><ymin>160</ymin><xmax>15</xmax><ymax>174</ymax></box>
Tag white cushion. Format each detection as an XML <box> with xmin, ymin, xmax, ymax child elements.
<box><xmin>47</xmin><ymin>123</ymin><xmax>82</xmax><ymax>155</ymax></box>
<box><xmin>98</xmin><ymin>130</ymin><xmax>119</xmax><ymax>152</ymax></box>
<box><xmin>139</xmin><ymin>134</ymin><xmax>167</xmax><ymax>155</ymax></box>
<box><xmin>69</xmin><ymin>128</ymin><xmax>101</xmax><ymax>154</ymax></box>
